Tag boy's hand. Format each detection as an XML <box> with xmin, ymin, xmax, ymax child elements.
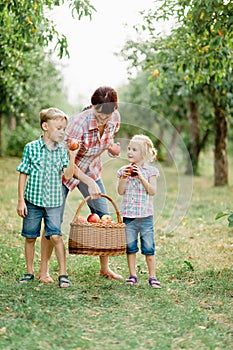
<box><xmin>17</xmin><ymin>200</ymin><xmax>28</xmax><ymax>218</ymax></box>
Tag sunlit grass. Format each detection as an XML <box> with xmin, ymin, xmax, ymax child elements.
<box><xmin>0</xmin><ymin>157</ymin><xmax>232</xmax><ymax>350</ymax></box>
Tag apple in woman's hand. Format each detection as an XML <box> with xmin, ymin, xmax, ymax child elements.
<box><xmin>108</xmin><ymin>143</ymin><xmax>120</xmax><ymax>156</ymax></box>
<box><xmin>67</xmin><ymin>138</ymin><xmax>80</xmax><ymax>151</ymax></box>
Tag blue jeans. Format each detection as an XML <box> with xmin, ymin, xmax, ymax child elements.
<box><xmin>61</xmin><ymin>179</ymin><xmax>109</xmax><ymax>220</ymax></box>
<box><xmin>123</xmin><ymin>216</ymin><xmax>155</xmax><ymax>256</ymax></box>
<box><xmin>22</xmin><ymin>200</ymin><xmax>62</xmax><ymax>238</ymax></box>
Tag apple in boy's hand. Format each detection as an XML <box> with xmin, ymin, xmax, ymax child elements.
<box><xmin>127</xmin><ymin>164</ymin><xmax>138</xmax><ymax>177</ymax></box>
<box><xmin>108</xmin><ymin>143</ymin><xmax>120</xmax><ymax>156</ymax></box>
<box><xmin>67</xmin><ymin>138</ymin><xmax>80</xmax><ymax>151</ymax></box>
<box><xmin>87</xmin><ymin>213</ymin><xmax>100</xmax><ymax>223</ymax></box>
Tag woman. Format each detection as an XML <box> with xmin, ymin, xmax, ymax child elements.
<box><xmin>39</xmin><ymin>86</ymin><xmax>123</xmax><ymax>282</ymax></box>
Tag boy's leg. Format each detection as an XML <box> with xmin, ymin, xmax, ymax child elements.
<box><xmin>39</xmin><ymin>186</ymin><xmax>69</xmax><ymax>281</ymax></box>
<box><xmin>50</xmin><ymin>235</ymin><xmax>71</xmax><ymax>288</ymax></box>
<box><xmin>25</xmin><ymin>238</ymin><xmax>36</xmax><ymax>274</ymax></box>
<box><xmin>39</xmin><ymin>230</ymin><xmax>54</xmax><ymax>281</ymax></box>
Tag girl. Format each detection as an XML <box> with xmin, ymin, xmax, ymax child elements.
<box><xmin>117</xmin><ymin>135</ymin><xmax>161</xmax><ymax>288</ymax></box>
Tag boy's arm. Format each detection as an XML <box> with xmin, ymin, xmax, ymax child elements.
<box><xmin>63</xmin><ymin>149</ymin><xmax>79</xmax><ymax>181</ymax></box>
<box><xmin>17</xmin><ymin>173</ymin><xmax>28</xmax><ymax>218</ymax></box>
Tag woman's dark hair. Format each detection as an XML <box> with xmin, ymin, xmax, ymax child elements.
<box><xmin>91</xmin><ymin>86</ymin><xmax>118</xmax><ymax>114</ymax></box>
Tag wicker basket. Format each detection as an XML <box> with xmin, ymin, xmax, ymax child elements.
<box><xmin>68</xmin><ymin>194</ymin><xmax>126</xmax><ymax>256</ymax></box>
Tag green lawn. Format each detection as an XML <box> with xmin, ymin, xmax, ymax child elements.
<box><xmin>0</xmin><ymin>155</ymin><xmax>232</xmax><ymax>350</ymax></box>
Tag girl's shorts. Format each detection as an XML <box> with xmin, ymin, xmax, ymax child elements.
<box><xmin>123</xmin><ymin>216</ymin><xmax>155</xmax><ymax>255</ymax></box>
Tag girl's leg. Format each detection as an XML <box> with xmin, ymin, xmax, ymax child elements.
<box><xmin>24</xmin><ymin>238</ymin><xmax>36</xmax><ymax>274</ymax></box>
<box><xmin>127</xmin><ymin>253</ymin><xmax>137</xmax><ymax>277</ymax></box>
<box><xmin>145</xmin><ymin>255</ymin><xmax>156</xmax><ymax>278</ymax></box>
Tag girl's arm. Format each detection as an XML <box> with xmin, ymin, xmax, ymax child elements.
<box><xmin>117</xmin><ymin>167</ymin><xmax>129</xmax><ymax>195</ymax></box>
<box><xmin>138</xmin><ymin>171</ymin><xmax>157</xmax><ymax>195</ymax></box>
<box><xmin>17</xmin><ymin>173</ymin><xmax>28</xmax><ymax>218</ymax></box>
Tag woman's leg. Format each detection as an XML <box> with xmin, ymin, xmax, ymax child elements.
<box><xmin>78</xmin><ymin>179</ymin><xmax>123</xmax><ymax>279</ymax></box>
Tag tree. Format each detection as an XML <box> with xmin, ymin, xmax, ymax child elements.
<box><xmin>119</xmin><ymin>0</ymin><xmax>233</xmax><ymax>184</ymax></box>
<box><xmin>0</xmin><ymin>0</ymin><xmax>95</xmax><ymax>155</ymax></box>
<box><xmin>140</xmin><ymin>0</ymin><xmax>233</xmax><ymax>185</ymax></box>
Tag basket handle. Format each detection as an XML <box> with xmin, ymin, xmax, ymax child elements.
<box><xmin>73</xmin><ymin>194</ymin><xmax>123</xmax><ymax>223</ymax></box>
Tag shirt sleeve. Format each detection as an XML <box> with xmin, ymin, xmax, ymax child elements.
<box><xmin>16</xmin><ymin>144</ymin><xmax>31</xmax><ymax>175</ymax></box>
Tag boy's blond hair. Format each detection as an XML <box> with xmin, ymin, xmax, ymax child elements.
<box><xmin>40</xmin><ymin>107</ymin><xmax>68</xmax><ymax>128</ymax></box>
<box><xmin>130</xmin><ymin>134</ymin><xmax>157</xmax><ymax>163</ymax></box>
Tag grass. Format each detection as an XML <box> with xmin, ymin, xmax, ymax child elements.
<box><xmin>0</xmin><ymin>155</ymin><xmax>233</xmax><ymax>350</ymax></box>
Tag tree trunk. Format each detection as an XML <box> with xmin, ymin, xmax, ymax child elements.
<box><xmin>186</xmin><ymin>100</ymin><xmax>200</xmax><ymax>175</ymax></box>
<box><xmin>214</xmin><ymin>104</ymin><xmax>228</xmax><ymax>186</ymax></box>
<box><xmin>166</xmin><ymin>126</ymin><xmax>182</xmax><ymax>164</ymax></box>
<box><xmin>0</xmin><ymin>113</ymin><xmax>3</xmax><ymax>157</ymax></box>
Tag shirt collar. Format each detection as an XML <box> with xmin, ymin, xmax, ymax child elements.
<box><xmin>38</xmin><ymin>135</ymin><xmax>60</xmax><ymax>150</ymax></box>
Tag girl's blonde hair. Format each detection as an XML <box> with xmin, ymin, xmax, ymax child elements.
<box><xmin>39</xmin><ymin>107</ymin><xmax>68</xmax><ymax>128</ymax></box>
<box><xmin>130</xmin><ymin>134</ymin><xmax>157</xmax><ymax>163</ymax></box>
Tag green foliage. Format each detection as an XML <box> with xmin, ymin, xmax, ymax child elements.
<box><xmin>5</xmin><ymin>123</ymin><xmax>40</xmax><ymax>157</ymax></box>
<box><xmin>215</xmin><ymin>210</ymin><xmax>233</xmax><ymax>227</ymax></box>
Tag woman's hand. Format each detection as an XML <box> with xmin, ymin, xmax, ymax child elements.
<box><xmin>87</xmin><ymin>178</ymin><xmax>102</xmax><ymax>199</ymax></box>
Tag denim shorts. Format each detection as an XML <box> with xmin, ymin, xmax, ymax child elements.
<box><xmin>21</xmin><ymin>200</ymin><xmax>62</xmax><ymax>239</ymax></box>
<box><xmin>123</xmin><ymin>216</ymin><xmax>155</xmax><ymax>255</ymax></box>
<box><xmin>61</xmin><ymin>179</ymin><xmax>109</xmax><ymax>221</ymax></box>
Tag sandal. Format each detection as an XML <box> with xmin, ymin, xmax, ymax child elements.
<box><xmin>18</xmin><ymin>273</ymin><xmax>34</xmax><ymax>283</ymax></box>
<box><xmin>99</xmin><ymin>270</ymin><xmax>123</xmax><ymax>280</ymax></box>
<box><xmin>149</xmin><ymin>277</ymin><xmax>161</xmax><ymax>288</ymax></box>
<box><xmin>125</xmin><ymin>276</ymin><xmax>138</xmax><ymax>285</ymax></box>
<box><xmin>58</xmin><ymin>275</ymin><xmax>72</xmax><ymax>289</ymax></box>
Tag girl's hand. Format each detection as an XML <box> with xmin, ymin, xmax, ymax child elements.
<box><xmin>17</xmin><ymin>200</ymin><xmax>28</xmax><ymax>218</ymax></box>
<box><xmin>68</xmin><ymin>148</ymin><xmax>79</xmax><ymax>161</ymax></box>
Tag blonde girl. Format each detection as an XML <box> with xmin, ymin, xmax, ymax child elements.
<box><xmin>117</xmin><ymin>135</ymin><xmax>161</xmax><ymax>288</ymax></box>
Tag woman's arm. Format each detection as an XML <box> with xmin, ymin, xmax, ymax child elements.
<box><xmin>73</xmin><ymin>165</ymin><xmax>102</xmax><ymax>199</ymax></box>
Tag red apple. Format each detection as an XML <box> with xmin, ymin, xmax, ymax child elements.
<box><xmin>127</xmin><ymin>164</ymin><xmax>138</xmax><ymax>177</ymax></box>
<box><xmin>75</xmin><ymin>216</ymin><xmax>87</xmax><ymax>223</ymax></box>
<box><xmin>87</xmin><ymin>213</ymin><xmax>100</xmax><ymax>223</ymax></box>
<box><xmin>101</xmin><ymin>214</ymin><xmax>112</xmax><ymax>223</ymax></box>
<box><xmin>67</xmin><ymin>138</ymin><xmax>80</xmax><ymax>151</ymax></box>
<box><xmin>108</xmin><ymin>143</ymin><xmax>120</xmax><ymax>156</ymax></box>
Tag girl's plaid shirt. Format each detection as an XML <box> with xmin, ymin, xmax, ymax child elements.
<box><xmin>117</xmin><ymin>163</ymin><xmax>160</xmax><ymax>218</ymax></box>
<box><xmin>62</xmin><ymin>108</ymin><xmax>120</xmax><ymax>191</ymax></box>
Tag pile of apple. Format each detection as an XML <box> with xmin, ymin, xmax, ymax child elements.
<box><xmin>76</xmin><ymin>213</ymin><xmax>116</xmax><ymax>224</ymax></box>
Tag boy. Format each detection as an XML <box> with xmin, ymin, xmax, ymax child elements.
<box><xmin>17</xmin><ymin>107</ymin><xmax>78</xmax><ymax>288</ymax></box>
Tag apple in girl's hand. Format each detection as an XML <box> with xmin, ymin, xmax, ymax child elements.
<box><xmin>127</xmin><ymin>164</ymin><xmax>138</xmax><ymax>177</ymax></box>
<box><xmin>108</xmin><ymin>143</ymin><xmax>120</xmax><ymax>156</ymax></box>
<box><xmin>101</xmin><ymin>214</ymin><xmax>112</xmax><ymax>223</ymax></box>
<box><xmin>67</xmin><ymin>138</ymin><xmax>80</xmax><ymax>151</ymax></box>
<box><xmin>87</xmin><ymin>213</ymin><xmax>100</xmax><ymax>223</ymax></box>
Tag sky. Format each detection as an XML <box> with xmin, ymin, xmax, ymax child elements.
<box><xmin>51</xmin><ymin>0</ymin><xmax>157</xmax><ymax>105</ymax></box>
